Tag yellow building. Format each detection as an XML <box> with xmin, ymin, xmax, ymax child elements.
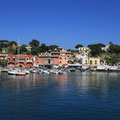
<box><xmin>88</xmin><ymin>57</ymin><xmax>100</xmax><ymax>66</ymax></box>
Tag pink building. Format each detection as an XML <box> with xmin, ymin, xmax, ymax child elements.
<box><xmin>38</xmin><ymin>49</ymin><xmax>73</xmax><ymax>67</ymax></box>
<box><xmin>38</xmin><ymin>53</ymin><xmax>59</xmax><ymax>66</ymax></box>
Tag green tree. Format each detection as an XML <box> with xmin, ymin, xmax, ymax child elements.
<box><xmin>75</xmin><ymin>44</ymin><xmax>83</xmax><ymax>49</ymax></box>
<box><xmin>20</xmin><ymin>45</ymin><xmax>28</xmax><ymax>53</ymax></box>
<box><xmin>48</xmin><ymin>45</ymin><xmax>59</xmax><ymax>51</ymax></box>
<box><xmin>31</xmin><ymin>47</ymin><xmax>40</xmax><ymax>55</ymax></box>
<box><xmin>0</xmin><ymin>59</ymin><xmax>8</xmax><ymax>67</ymax></box>
<box><xmin>39</xmin><ymin>43</ymin><xmax>49</xmax><ymax>52</ymax></box>
<box><xmin>67</xmin><ymin>49</ymin><xmax>78</xmax><ymax>52</ymax></box>
<box><xmin>108</xmin><ymin>42</ymin><xmax>120</xmax><ymax>53</ymax></box>
<box><xmin>29</xmin><ymin>39</ymin><xmax>40</xmax><ymax>47</ymax></box>
<box><xmin>88</xmin><ymin>43</ymin><xmax>106</xmax><ymax>56</ymax></box>
<box><xmin>9</xmin><ymin>41</ymin><xmax>17</xmax><ymax>46</ymax></box>
<box><xmin>105</xmin><ymin>56</ymin><xmax>120</xmax><ymax>65</ymax></box>
<box><xmin>0</xmin><ymin>40</ymin><xmax>9</xmax><ymax>51</ymax></box>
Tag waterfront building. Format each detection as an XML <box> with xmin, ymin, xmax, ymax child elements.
<box><xmin>88</xmin><ymin>57</ymin><xmax>100</xmax><ymax>67</ymax></box>
<box><xmin>38</xmin><ymin>52</ymin><xmax>59</xmax><ymax>67</ymax></box>
<box><xmin>38</xmin><ymin>48</ymin><xmax>73</xmax><ymax>67</ymax></box>
<box><xmin>7</xmin><ymin>54</ymin><xmax>37</xmax><ymax>68</ymax></box>
<box><xmin>76</xmin><ymin>47</ymin><xmax>90</xmax><ymax>65</ymax></box>
<box><xmin>58</xmin><ymin>49</ymin><xmax>72</xmax><ymax>66</ymax></box>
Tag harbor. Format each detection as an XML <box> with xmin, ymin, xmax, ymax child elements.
<box><xmin>1</xmin><ymin>0</ymin><xmax>120</xmax><ymax>119</ymax></box>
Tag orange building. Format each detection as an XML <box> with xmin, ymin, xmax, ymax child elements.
<box><xmin>7</xmin><ymin>54</ymin><xmax>38</xmax><ymax>68</ymax></box>
<box><xmin>38</xmin><ymin>49</ymin><xmax>73</xmax><ymax>67</ymax></box>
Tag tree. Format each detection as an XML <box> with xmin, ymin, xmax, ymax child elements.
<box><xmin>88</xmin><ymin>43</ymin><xmax>105</xmax><ymax>48</ymax></box>
<box><xmin>67</xmin><ymin>49</ymin><xmax>78</xmax><ymax>52</ymax></box>
<box><xmin>39</xmin><ymin>43</ymin><xmax>49</xmax><ymax>53</ymax></box>
<box><xmin>75</xmin><ymin>44</ymin><xmax>83</xmax><ymax>49</ymax></box>
<box><xmin>0</xmin><ymin>40</ymin><xmax>9</xmax><ymax>50</ymax></box>
<box><xmin>9</xmin><ymin>41</ymin><xmax>17</xmax><ymax>46</ymax></box>
<box><xmin>48</xmin><ymin>45</ymin><xmax>59</xmax><ymax>51</ymax></box>
<box><xmin>29</xmin><ymin>39</ymin><xmax>40</xmax><ymax>47</ymax></box>
<box><xmin>109</xmin><ymin>41</ymin><xmax>113</xmax><ymax>46</ymax></box>
<box><xmin>108</xmin><ymin>42</ymin><xmax>120</xmax><ymax>53</ymax></box>
<box><xmin>20</xmin><ymin>45</ymin><xmax>28</xmax><ymax>53</ymax></box>
<box><xmin>88</xmin><ymin>43</ymin><xmax>106</xmax><ymax>56</ymax></box>
<box><xmin>0</xmin><ymin>59</ymin><xmax>8</xmax><ymax>67</ymax></box>
<box><xmin>105</xmin><ymin>56</ymin><xmax>120</xmax><ymax>65</ymax></box>
<box><xmin>31</xmin><ymin>47</ymin><xmax>40</xmax><ymax>55</ymax></box>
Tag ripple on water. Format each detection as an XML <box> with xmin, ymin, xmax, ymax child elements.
<box><xmin>0</xmin><ymin>72</ymin><xmax>120</xmax><ymax>120</ymax></box>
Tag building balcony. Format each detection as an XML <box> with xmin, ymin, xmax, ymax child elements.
<box><xmin>26</xmin><ymin>60</ymin><xmax>33</xmax><ymax>62</ymax></box>
<box><xmin>17</xmin><ymin>60</ymin><xmax>25</xmax><ymax>62</ymax></box>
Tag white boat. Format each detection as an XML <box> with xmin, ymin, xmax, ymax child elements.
<box><xmin>109</xmin><ymin>66</ymin><xmax>118</xmax><ymax>71</ymax></box>
<box><xmin>50</xmin><ymin>69</ymin><xmax>63</xmax><ymax>75</ymax></box>
<box><xmin>8</xmin><ymin>38</ymin><xmax>26</xmax><ymax>76</ymax></box>
<box><xmin>96</xmin><ymin>65</ymin><xmax>106</xmax><ymax>71</ymax></box>
<box><xmin>8</xmin><ymin>69</ymin><xmax>26</xmax><ymax>76</ymax></box>
<box><xmin>25</xmin><ymin>70</ymin><xmax>30</xmax><ymax>74</ymax></box>
<box><xmin>8</xmin><ymin>70</ymin><xmax>17</xmax><ymax>75</ymax></box>
<box><xmin>43</xmin><ymin>70</ymin><xmax>49</xmax><ymax>75</ymax></box>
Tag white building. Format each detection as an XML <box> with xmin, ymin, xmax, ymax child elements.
<box><xmin>101</xmin><ymin>46</ymin><xmax>109</xmax><ymax>51</ymax></box>
<box><xmin>26</xmin><ymin>46</ymin><xmax>32</xmax><ymax>51</ymax></box>
<box><xmin>76</xmin><ymin>47</ymin><xmax>90</xmax><ymax>65</ymax></box>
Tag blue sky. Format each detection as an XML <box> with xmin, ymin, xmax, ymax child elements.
<box><xmin>0</xmin><ymin>0</ymin><xmax>120</xmax><ymax>49</ymax></box>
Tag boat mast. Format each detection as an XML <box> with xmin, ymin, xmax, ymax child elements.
<box><xmin>17</xmin><ymin>37</ymin><xmax>20</xmax><ymax>68</ymax></box>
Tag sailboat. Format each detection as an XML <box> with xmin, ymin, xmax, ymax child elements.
<box><xmin>8</xmin><ymin>38</ymin><xmax>26</xmax><ymax>76</ymax></box>
<box><xmin>15</xmin><ymin>38</ymin><xmax>26</xmax><ymax>76</ymax></box>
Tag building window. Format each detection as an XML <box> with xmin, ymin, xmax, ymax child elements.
<box><xmin>48</xmin><ymin>59</ymin><xmax>50</xmax><ymax>64</ymax></box>
<box><xmin>32</xmin><ymin>57</ymin><xmax>34</xmax><ymax>61</ymax></box>
<box><xmin>80</xmin><ymin>59</ymin><xmax>82</xmax><ymax>64</ymax></box>
<box><xmin>13</xmin><ymin>57</ymin><xmax>15</xmax><ymax>61</ymax></box>
<box><xmin>85</xmin><ymin>60</ymin><xmax>87</xmax><ymax>64</ymax></box>
<box><xmin>60</xmin><ymin>57</ymin><xmax>62</xmax><ymax>59</ymax></box>
<box><xmin>65</xmin><ymin>57</ymin><xmax>66</xmax><ymax>60</ymax></box>
<box><xmin>26</xmin><ymin>57</ymin><xmax>29</xmax><ymax>60</ymax></box>
<box><xmin>90</xmin><ymin>60</ymin><xmax>92</xmax><ymax>65</ymax></box>
<box><xmin>60</xmin><ymin>61</ymin><xmax>62</xmax><ymax>63</ymax></box>
<box><xmin>95</xmin><ymin>60</ymin><xmax>97</xmax><ymax>64</ymax></box>
<box><xmin>8</xmin><ymin>57</ymin><xmax>10</xmax><ymax>61</ymax></box>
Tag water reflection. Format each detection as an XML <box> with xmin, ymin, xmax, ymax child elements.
<box><xmin>0</xmin><ymin>72</ymin><xmax>120</xmax><ymax>99</ymax></box>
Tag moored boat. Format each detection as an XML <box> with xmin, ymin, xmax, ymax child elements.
<box><xmin>15</xmin><ymin>71</ymin><xmax>26</xmax><ymax>76</ymax></box>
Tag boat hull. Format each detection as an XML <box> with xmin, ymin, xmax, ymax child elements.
<box><xmin>16</xmin><ymin>73</ymin><xmax>25</xmax><ymax>76</ymax></box>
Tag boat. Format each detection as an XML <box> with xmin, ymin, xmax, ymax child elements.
<box><xmin>70</xmin><ymin>68</ymin><xmax>76</xmax><ymax>72</ymax></box>
<box><xmin>8</xmin><ymin>68</ymin><xmax>26</xmax><ymax>76</ymax></box>
<box><xmin>25</xmin><ymin>70</ymin><xmax>30</xmax><ymax>74</ymax></box>
<box><xmin>8</xmin><ymin>38</ymin><xmax>27</xmax><ymax>76</ymax></box>
<box><xmin>8</xmin><ymin>70</ymin><xmax>17</xmax><ymax>75</ymax></box>
<box><xmin>15</xmin><ymin>71</ymin><xmax>26</xmax><ymax>76</ymax></box>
